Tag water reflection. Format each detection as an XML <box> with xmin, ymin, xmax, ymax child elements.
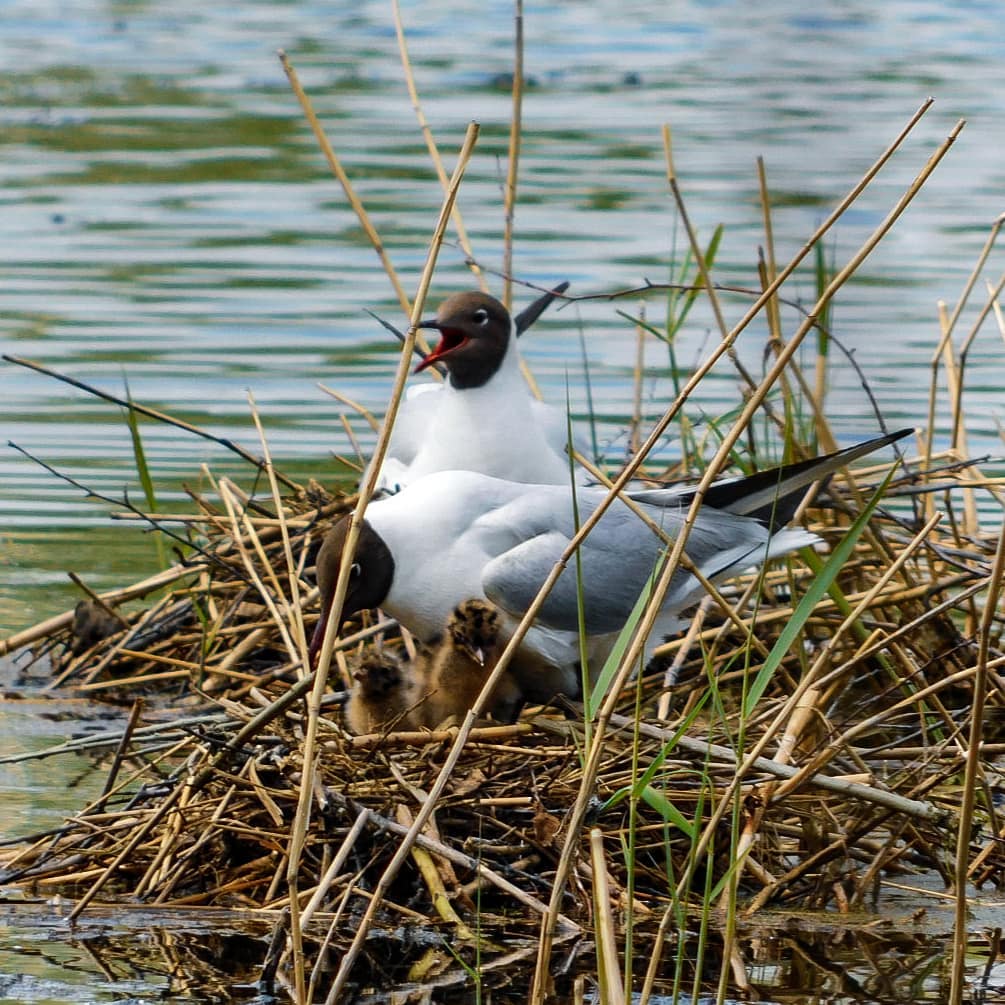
<box><xmin>0</xmin><ymin>691</ymin><xmax>117</xmax><ymax>840</ymax></box>
<box><xmin>0</xmin><ymin>903</ymin><xmax>269</xmax><ymax>1004</ymax></box>
<box><xmin>0</xmin><ymin>901</ymin><xmax>994</xmax><ymax>1004</ymax></box>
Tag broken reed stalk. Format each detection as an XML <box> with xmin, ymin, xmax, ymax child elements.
<box><xmin>390</xmin><ymin>0</ymin><xmax>487</xmax><ymax>296</ymax></box>
<box><xmin>924</xmin><ymin>215</ymin><xmax>1004</xmax><ymax>503</ymax></box>
<box><xmin>949</xmin><ymin>513</ymin><xmax>1005</xmax><ymax>1005</ymax></box>
<box><xmin>307</xmin><ymin>121</ymin><xmax>480</xmax><ymax>1002</ymax></box>
<box><xmin>502</xmin><ymin>0</ymin><xmax>524</xmax><ymax>313</ymax></box>
<box><xmin>529</xmin><ymin>110</ymin><xmax>963</xmax><ymax>1000</ymax></box>
<box><xmin>317</xmin><ymin>384</ymin><xmax>381</xmax><ymax>433</ymax></box>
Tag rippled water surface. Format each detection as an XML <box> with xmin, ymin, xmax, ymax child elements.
<box><xmin>1</xmin><ymin>2</ymin><xmax>1005</xmax><ymax>1000</ymax></box>
<box><xmin>3</xmin><ymin>0</ymin><xmax>1005</xmax><ymax>631</ymax></box>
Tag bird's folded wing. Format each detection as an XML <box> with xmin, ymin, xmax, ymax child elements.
<box><xmin>481</xmin><ymin>498</ymin><xmax>790</xmax><ymax>635</ymax></box>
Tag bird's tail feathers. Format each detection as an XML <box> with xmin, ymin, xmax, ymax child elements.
<box><xmin>633</xmin><ymin>428</ymin><xmax>911</xmax><ymax>532</ymax></box>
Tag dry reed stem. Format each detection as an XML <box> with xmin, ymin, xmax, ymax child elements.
<box><xmin>396</xmin><ymin>803</ymin><xmax>476</xmax><ymax>939</ymax></box>
<box><xmin>277</xmin><ymin>51</ymin><xmax>413</xmax><ymax>323</ymax></box>
<box><xmin>107</xmin><ymin>513</ymin><xmax>316</xmax><ymax>526</ymax></box>
<box><xmin>317</xmin><ymin>383</ymin><xmax>380</xmax><ymax>432</ymax></box>
<box><xmin>309</xmin><ymin>122</ymin><xmax>481</xmax><ymax>1003</ymax></box>
<box><xmin>217</xmin><ymin>480</ymin><xmax>299</xmax><ymax>665</ymax></box>
<box><xmin>390</xmin><ymin>0</ymin><xmax>487</xmax><ymax>295</ymax></box>
<box><xmin>629</xmin><ymin>302</ymin><xmax>647</xmax><ymax>456</ymax></box>
<box><xmin>944</xmin><ymin>212</ymin><xmax>1005</xmax><ymax>342</ymax></box>
<box><xmin>990</xmin><ymin>279</ymin><xmax>1005</xmax><ymax>347</ymax></box>
<box><xmin>663</xmin><ymin>125</ymin><xmax>781</xmax><ymax>430</ymax></box>
<box><xmin>949</xmin><ymin>512</ymin><xmax>1005</xmax><ymax>1004</ymax></box>
<box><xmin>756</xmin><ymin>158</ymin><xmax>804</xmax><ymax>434</ymax></box>
<box><xmin>249</xmin><ymin>393</ymin><xmax>311</xmax><ymax>675</ymax></box>
<box><xmin>338</xmin><ymin>415</ymin><xmax>364</xmax><ymax>475</ymax></box>
<box><xmin>532</xmin><ymin>113</ymin><xmax>963</xmax><ymax>1001</ymax></box>
<box><xmin>502</xmin><ymin>0</ymin><xmax>524</xmax><ymax>313</ymax></box>
<box><xmin>590</xmin><ymin>827</ymin><xmax>626</xmax><ymax>1005</ymax></box>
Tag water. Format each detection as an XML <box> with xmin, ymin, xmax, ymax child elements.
<box><xmin>0</xmin><ymin>901</ymin><xmax>268</xmax><ymax>1003</ymax></box>
<box><xmin>4</xmin><ymin>0</ymin><xmax>1005</xmax><ymax>630</ymax></box>
<box><xmin>2</xmin><ymin>0</ymin><xmax>1004</xmax><ymax>1000</ymax></box>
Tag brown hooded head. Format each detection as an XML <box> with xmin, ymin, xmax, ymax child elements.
<box><xmin>415</xmin><ymin>291</ymin><xmax>512</xmax><ymax>389</ymax></box>
<box><xmin>309</xmin><ymin>517</ymin><xmax>394</xmax><ymax>669</ymax></box>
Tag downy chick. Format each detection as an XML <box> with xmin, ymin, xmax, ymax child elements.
<box><xmin>418</xmin><ymin>599</ymin><xmax>523</xmax><ymax>728</ymax></box>
<box><xmin>345</xmin><ymin>650</ymin><xmax>420</xmax><ymax>735</ymax></box>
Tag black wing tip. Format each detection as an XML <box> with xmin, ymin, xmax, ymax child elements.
<box><xmin>514</xmin><ymin>281</ymin><xmax>571</xmax><ymax>335</ymax></box>
<box><xmin>858</xmin><ymin>427</ymin><xmax>914</xmax><ymax>450</ymax></box>
<box><xmin>695</xmin><ymin>427</ymin><xmax>913</xmax><ymax>531</ymax></box>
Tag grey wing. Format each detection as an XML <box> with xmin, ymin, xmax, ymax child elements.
<box><xmin>481</xmin><ymin>504</ymin><xmax>672</xmax><ymax>634</ymax></box>
<box><xmin>481</xmin><ymin>498</ymin><xmax>777</xmax><ymax>635</ymax></box>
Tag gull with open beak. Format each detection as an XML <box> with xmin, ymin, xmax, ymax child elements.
<box><xmin>367</xmin><ymin>286</ymin><xmax>587</xmax><ymax>492</ymax></box>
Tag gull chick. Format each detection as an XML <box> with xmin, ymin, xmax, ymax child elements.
<box><xmin>418</xmin><ymin>599</ymin><xmax>523</xmax><ymax>727</ymax></box>
<box><xmin>344</xmin><ymin>651</ymin><xmax>420</xmax><ymax>735</ymax></box>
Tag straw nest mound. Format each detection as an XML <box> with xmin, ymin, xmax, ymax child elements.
<box><xmin>3</xmin><ymin>438</ymin><xmax>1003</xmax><ymax>987</ymax></box>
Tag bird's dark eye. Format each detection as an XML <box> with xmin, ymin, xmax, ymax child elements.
<box><xmin>350</xmin><ymin>562</ymin><xmax>361</xmax><ymax>577</ymax></box>
<box><xmin>472</xmin><ymin>307</ymin><xmax>489</xmax><ymax>326</ymax></box>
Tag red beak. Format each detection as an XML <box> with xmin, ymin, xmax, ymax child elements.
<box><xmin>415</xmin><ymin>322</ymin><xmax>467</xmax><ymax>373</ymax></box>
<box><xmin>308</xmin><ymin>608</ymin><xmax>329</xmax><ymax>670</ymax></box>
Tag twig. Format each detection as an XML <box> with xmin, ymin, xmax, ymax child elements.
<box><xmin>278</xmin><ymin>51</ymin><xmax>412</xmax><ymax>318</ymax></box>
<box><xmin>2</xmin><ymin>355</ymin><xmax>300</xmax><ymax>490</ymax></box>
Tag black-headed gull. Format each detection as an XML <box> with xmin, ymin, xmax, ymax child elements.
<box><xmin>368</xmin><ymin>288</ymin><xmax>583</xmax><ymax>492</ymax></box>
<box><xmin>316</xmin><ymin>429</ymin><xmax>911</xmax><ymax>704</ymax></box>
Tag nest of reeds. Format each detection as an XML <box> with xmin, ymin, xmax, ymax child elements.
<box><xmin>2</xmin><ymin>421</ymin><xmax>1003</xmax><ymax>997</ymax></box>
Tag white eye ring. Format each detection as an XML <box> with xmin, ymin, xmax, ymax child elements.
<box><xmin>472</xmin><ymin>307</ymin><xmax>489</xmax><ymax>326</ymax></box>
